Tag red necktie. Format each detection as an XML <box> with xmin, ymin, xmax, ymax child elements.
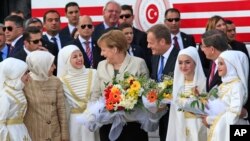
<box><xmin>209</xmin><ymin>61</ymin><xmax>216</xmax><ymax>86</ymax></box>
<box><xmin>173</xmin><ymin>36</ymin><xmax>180</xmax><ymax>49</ymax></box>
<box><xmin>84</xmin><ymin>41</ymin><xmax>93</xmax><ymax>66</ymax></box>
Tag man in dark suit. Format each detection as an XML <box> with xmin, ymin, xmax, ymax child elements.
<box><xmin>13</xmin><ymin>26</ymin><xmax>48</xmax><ymax>61</ymax></box>
<box><xmin>92</xmin><ymin>1</ymin><xmax>121</xmax><ymax>41</ymax></box>
<box><xmin>42</xmin><ymin>9</ymin><xmax>73</xmax><ymax>53</ymax></box>
<box><xmin>25</xmin><ymin>17</ymin><xmax>57</xmax><ymax>57</ymax></box>
<box><xmin>60</xmin><ymin>2</ymin><xmax>80</xmax><ymax>38</ymax></box>
<box><xmin>147</xmin><ymin>24</ymin><xmax>179</xmax><ymax>141</ymax></box>
<box><xmin>225</xmin><ymin>19</ymin><xmax>249</xmax><ymax>57</ymax></box>
<box><xmin>164</xmin><ymin>8</ymin><xmax>196</xmax><ymax>49</ymax></box>
<box><xmin>4</xmin><ymin>15</ymin><xmax>24</xmax><ymax>57</ymax></box>
<box><xmin>69</xmin><ymin>15</ymin><xmax>104</xmax><ymax>69</ymax></box>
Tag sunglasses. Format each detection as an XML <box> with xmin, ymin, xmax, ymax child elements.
<box><xmin>165</xmin><ymin>18</ymin><xmax>180</xmax><ymax>22</ymax></box>
<box><xmin>3</xmin><ymin>26</ymin><xmax>13</xmax><ymax>32</ymax></box>
<box><xmin>119</xmin><ymin>14</ymin><xmax>132</xmax><ymax>19</ymax></box>
<box><xmin>81</xmin><ymin>24</ymin><xmax>93</xmax><ymax>29</ymax></box>
<box><xmin>29</xmin><ymin>38</ymin><xmax>42</xmax><ymax>44</ymax></box>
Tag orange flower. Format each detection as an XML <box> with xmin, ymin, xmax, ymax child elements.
<box><xmin>147</xmin><ymin>90</ymin><xmax>158</xmax><ymax>103</ymax></box>
<box><xmin>108</xmin><ymin>86</ymin><xmax>122</xmax><ymax>103</ymax></box>
<box><xmin>106</xmin><ymin>99</ymin><xmax>114</xmax><ymax>111</ymax></box>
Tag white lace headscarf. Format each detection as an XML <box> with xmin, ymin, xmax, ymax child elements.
<box><xmin>26</xmin><ymin>51</ymin><xmax>55</xmax><ymax>81</ymax></box>
<box><xmin>173</xmin><ymin>46</ymin><xmax>207</xmax><ymax>101</ymax></box>
<box><xmin>0</xmin><ymin>58</ymin><xmax>28</xmax><ymax>91</ymax></box>
<box><xmin>57</xmin><ymin>45</ymin><xmax>85</xmax><ymax>77</ymax></box>
<box><xmin>219</xmin><ymin>50</ymin><xmax>249</xmax><ymax>104</ymax></box>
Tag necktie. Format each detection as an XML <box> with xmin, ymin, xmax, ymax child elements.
<box><xmin>7</xmin><ymin>44</ymin><xmax>14</xmax><ymax>56</ymax></box>
<box><xmin>209</xmin><ymin>61</ymin><xmax>216</xmax><ymax>87</ymax></box>
<box><xmin>0</xmin><ymin>52</ymin><xmax>3</xmax><ymax>62</ymax></box>
<box><xmin>51</xmin><ymin>37</ymin><xmax>59</xmax><ymax>50</ymax></box>
<box><xmin>84</xmin><ymin>41</ymin><xmax>93</xmax><ymax>67</ymax></box>
<box><xmin>157</xmin><ymin>56</ymin><xmax>165</xmax><ymax>82</ymax></box>
<box><xmin>173</xmin><ymin>36</ymin><xmax>180</xmax><ymax>49</ymax></box>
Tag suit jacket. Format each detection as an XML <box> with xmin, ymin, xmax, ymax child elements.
<box><xmin>206</xmin><ymin>62</ymin><xmax>222</xmax><ymax>92</ymax></box>
<box><xmin>230</xmin><ymin>40</ymin><xmax>249</xmax><ymax>57</ymax></box>
<box><xmin>12</xmin><ymin>47</ymin><xmax>27</xmax><ymax>61</ymax></box>
<box><xmin>59</xmin><ymin>26</ymin><xmax>71</xmax><ymax>39</ymax></box>
<box><xmin>132</xmin><ymin>27</ymin><xmax>147</xmax><ymax>49</ymax></box>
<box><xmin>150</xmin><ymin>46</ymin><xmax>179</xmax><ymax>141</ymax></box>
<box><xmin>8</xmin><ymin>36</ymin><xmax>24</xmax><ymax>57</ymax></box>
<box><xmin>68</xmin><ymin>38</ymin><xmax>104</xmax><ymax>69</ymax></box>
<box><xmin>91</xmin><ymin>54</ymin><xmax>149</xmax><ymax>101</ymax></box>
<box><xmin>180</xmin><ymin>32</ymin><xmax>196</xmax><ymax>48</ymax></box>
<box><xmin>92</xmin><ymin>23</ymin><xmax>105</xmax><ymax>41</ymax></box>
<box><xmin>151</xmin><ymin>47</ymin><xmax>179</xmax><ymax>80</ymax></box>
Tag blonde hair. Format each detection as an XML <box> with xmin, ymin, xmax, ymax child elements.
<box><xmin>97</xmin><ymin>29</ymin><xmax>128</xmax><ymax>53</ymax></box>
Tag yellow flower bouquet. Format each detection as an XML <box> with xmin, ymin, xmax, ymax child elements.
<box><xmin>104</xmin><ymin>72</ymin><xmax>145</xmax><ymax>112</ymax></box>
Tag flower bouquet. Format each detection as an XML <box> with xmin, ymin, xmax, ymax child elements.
<box><xmin>78</xmin><ymin>72</ymin><xmax>161</xmax><ymax>141</ymax></box>
<box><xmin>142</xmin><ymin>75</ymin><xmax>173</xmax><ymax>113</ymax></box>
<box><xmin>177</xmin><ymin>86</ymin><xmax>219</xmax><ymax>115</ymax></box>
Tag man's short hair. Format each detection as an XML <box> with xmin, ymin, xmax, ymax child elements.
<box><xmin>23</xmin><ymin>26</ymin><xmax>41</xmax><ymax>41</ymax></box>
<box><xmin>164</xmin><ymin>8</ymin><xmax>181</xmax><ymax>18</ymax></box>
<box><xmin>121</xmin><ymin>5</ymin><xmax>133</xmax><ymax>15</ymax></box>
<box><xmin>202</xmin><ymin>29</ymin><xmax>229</xmax><ymax>52</ymax></box>
<box><xmin>118</xmin><ymin>22</ymin><xmax>132</xmax><ymax>31</ymax></box>
<box><xmin>4</xmin><ymin>15</ymin><xmax>24</xmax><ymax>28</ymax></box>
<box><xmin>43</xmin><ymin>10</ymin><xmax>60</xmax><ymax>23</ymax></box>
<box><xmin>147</xmin><ymin>24</ymin><xmax>171</xmax><ymax>44</ymax></box>
<box><xmin>65</xmin><ymin>2</ymin><xmax>79</xmax><ymax>12</ymax></box>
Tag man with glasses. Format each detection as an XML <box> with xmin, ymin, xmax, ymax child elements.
<box><xmin>60</xmin><ymin>2</ymin><xmax>80</xmax><ymax>38</ymax></box>
<box><xmin>4</xmin><ymin>15</ymin><xmax>24</xmax><ymax>57</ymax></box>
<box><xmin>25</xmin><ymin>17</ymin><xmax>58</xmax><ymax>58</ymax></box>
<box><xmin>69</xmin><ymin>15</ymin><xmax>104</xmax><ymax>69</ymax></box>
<box><xmin>13</xmin><ymin>26</ymin><xmax>49</xmax><ymax>62</ymax></box>
<box><xmin>0</xmin><ymin>23</ymin><xmax>8</xmax><ymax>62</ymax></box>
<box><xmin>164</xmin><ymin>8</ymin><xmax>196</xmax><ymax>50</ymax></box>
<box><xmin>92</xmin><ymin>0</ymin><xmax>121</xmax><ymax>41</ymax></box>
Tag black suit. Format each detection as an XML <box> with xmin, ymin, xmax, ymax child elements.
<box><xmin>179</xmin><ymin>32</ymin><xmax>196</xmax><ymax>48</ymax></box>
<box><xmin>12</xmin><ymin>48</ymin><xmax>27</xmax><ymax>62</ymax></box>
<box><xmin>92</xmin><ymin>23</ymin><xmax>106</xmax><ymax>41</ymax></box>
<box><xmin>8</xmin><ymin>36</ymin><xmax>24</xmax><ymax>57</ymax></box>
<box><xmin>151</xmin><ymin>47</ymin><xmax>179</xmax><ymax>141</ymax></box>
<box><xmin>133</xmin><ymin>27</ymin><xmax>152</xmax><ymax>73</ymax></box>
<box><xmin>68</xmin><ymin>37</ymin><xmax>104</xmax><ymax>69</ymax></box>
<box><xmin>60</xmin><ymin>26</ymin><xmax>74</xmax><ymax>39</ymax></box>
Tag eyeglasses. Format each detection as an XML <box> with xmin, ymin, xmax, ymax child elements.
<box><xmin>119</xmin><ymin>14</ymin><xmax>132</xmax><ymax>19</ymax></box>
<box><xmin>29</xmin><ymin>38</ymin><xmax>42</xmax><ymax>44</ymax></box>
<box><xmin>81</xmin><ymin>24</ymin><xmax>93</xmax><ymax>29</ymax></box>
<box><xmin>165</xmin><ymin>18</ymin><xmax>180</xmax><ymax>22</ymax></box>
<box><xmin>3</xmin><ymin>26</ymin><xmax>13</xmax><ymax>32</ymax></box>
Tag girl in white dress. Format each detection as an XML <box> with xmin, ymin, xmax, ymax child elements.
<box><xmin>57</xmin><ymin>45</ymin><xmax>99</xmax><ymax>141</ymax></box>
<box><xmin>0</xmin><ymin>58</ymin><xmax>31</xmax><ymax>141</ymax></box>
<box><xmin>166</xmin><ymin>47</ymin><xmax>207</xmax><ymax>141</ymax></box>
<box><xmin>202</xmin><ymin>50</ymin><xmax>249</xmax><ymax>141</ymax></box>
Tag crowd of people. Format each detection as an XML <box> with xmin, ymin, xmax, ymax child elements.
<box><xmin>0</xmin><ymin>0</ymin><xmax>249</xmax><ymax>141</ymax></box>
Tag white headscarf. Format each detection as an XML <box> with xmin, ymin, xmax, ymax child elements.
<box><xmin>26</xmin><ymin>51</ymin><xmax>55</xmax><ymax>81</ymax></box>
<box><xmin>219</xmin><ymin>50</ymin><xmax>249</xmax><ymax>104</ymax></box>
<box><xmin>0</xmin><ymin>58</ymin><xmax>28</xmax><ymax>91</ymax></box>
<box><xmin>57</xmin><ymin>45</ymin><xmax>84</xmax><ymax>77</ymax></box>
<box><xmin>173</xmin><ymin>46</ymin><xmax>207</xmax><ymax>101</ymax></box>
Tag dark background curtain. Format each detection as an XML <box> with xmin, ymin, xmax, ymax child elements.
<box><xmin>0</xmin><ymin>0</ymin><xmax>31</xmax><ymax>23</ymax></box>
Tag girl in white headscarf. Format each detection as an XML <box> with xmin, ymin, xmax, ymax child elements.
<box><xmin>202</xmin><ymin>50</ymin><xmax>249</xmax><ymax>141</ymax></box>
<box><xmin>57</xmin><ymin>45</ymin><xmax>99</xmax><ymax>141</ymax></box>
<box><xmin>24</xmin><ymin>51</ymin><xmax>69</xmax><ymax>141</ymax></box>
<box><xmin>166</xmin><ymin>47</ymin><xmax>207</xmax><ymax>141</ymax></box>
<box><xmin>0</xmin><ymin>58</ymin><xmax>31</xmax><ymax>141</ymax></box>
